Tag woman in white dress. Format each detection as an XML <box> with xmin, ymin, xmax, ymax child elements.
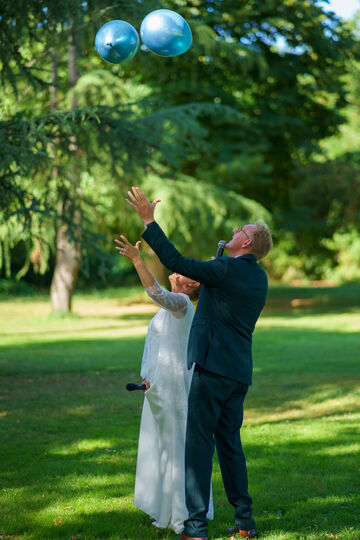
<box><xmin>115</xmin><ymin>234</ymin><xmax>213</xmax><ymax>534</ymax></box>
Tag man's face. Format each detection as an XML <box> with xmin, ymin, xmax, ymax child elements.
<box><xmin>226</xmin><ymin>224</ymin><xmax>254</xmax><ymax>251</ymax></box>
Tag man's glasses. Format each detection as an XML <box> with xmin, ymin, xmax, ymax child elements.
<box><xmin>238</xmin><ymin>226</ymin><xmax>250</xmax><ymax>240</ymax></box>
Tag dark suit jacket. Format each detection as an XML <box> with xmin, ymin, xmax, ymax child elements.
<box><xmin>142</xmin><ymin>222</ymin><xmax>268</xmax><ymax>384</ymax></box>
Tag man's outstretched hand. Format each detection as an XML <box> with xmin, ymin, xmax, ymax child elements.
<box><xmin>125</xmin><ymin>187</ymin><xmax>161</xmax><ymax>225</ymax></box>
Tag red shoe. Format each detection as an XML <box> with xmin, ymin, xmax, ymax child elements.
<box><xmin>227</xmin><ymin>527</ymin><xmax>258</xmax><ymax>538</ymax></box>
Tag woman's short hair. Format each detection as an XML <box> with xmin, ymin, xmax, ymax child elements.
<box><xmin>249</xmin><ymin>222</ymin><xmax>273</xmax><ymax>261</ymax></box>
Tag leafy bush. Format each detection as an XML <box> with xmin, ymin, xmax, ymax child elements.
<box><xmin>323</xmin><ymin>228</ymin><xmax>360</xmax><ymax>283</ymax></box>
<box><xmin>0</xmin><ymin>279</ymin><xmax>34</xmax><ymax>295</ymax></box>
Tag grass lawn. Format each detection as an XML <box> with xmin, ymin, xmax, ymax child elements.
<box><xmin>0</xmin><ymin>284</ymin><xmax>359</xmax><ymax>539</ymax></box>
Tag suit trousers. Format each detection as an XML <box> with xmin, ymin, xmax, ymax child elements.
<box><xmin>183</xmin><ymin>364</ymin><xmax>255</xmax><ymax>537</ymax></box>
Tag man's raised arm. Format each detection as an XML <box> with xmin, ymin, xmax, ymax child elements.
<box><xmin>125</xmin><ymin>187</ymin><xmax>227</xmax><ymax>287</ymax></box>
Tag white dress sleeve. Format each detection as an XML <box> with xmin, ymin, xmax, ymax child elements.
<box><xmin>145</xmin><ymin>279</ymin><xmax>188</xmax><ymax>318</ymax></box>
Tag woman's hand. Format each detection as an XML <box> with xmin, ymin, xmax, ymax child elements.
<box><xmin>114</xmin><ymin>235</ymin><xmax>141</xmax><ymax>263</ymax></box>
<box><xmin>115</xmin><ymin>233</ymin><xmax>156</xmax><ymax>289</ymax></box>
<box><xmin>142</xmin><ymin>379</ymin><xmax>150</xmax><ymax>392</ymax></box>
<box><xmin>125</xmin><ymin>187</ymin><xmax>161</xmax><ymax>225</ymax></box>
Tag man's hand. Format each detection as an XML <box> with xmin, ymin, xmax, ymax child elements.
<box><xmin>125</xmin><ymin>186</ymin><xmax>161</xmax><ymax>225</ymax></box>
<box><xmin>114</xmin><ymin>235</ymin><xmax>141</xmax><ymax>263</ymax></box>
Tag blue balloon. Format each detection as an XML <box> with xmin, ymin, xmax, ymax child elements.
<box><xmin>140</xmin><ymin>9</ymin><xmax>192</xmax><ymax>57</ymax></box>
<box><xmin>95</xmin><ymin>20</ymin><xmax>139</xmax><ymax>64</ymax></box>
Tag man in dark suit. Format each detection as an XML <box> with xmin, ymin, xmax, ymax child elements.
<box><xmin>124</xmin><ymin>187</ymin><xmax>273</xmax><ymax>540</ymax></box>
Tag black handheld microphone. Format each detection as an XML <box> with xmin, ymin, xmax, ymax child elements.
<box><xmin>126</xmin><ymin>383</ymin><xmax>146</xmax><ymax>391</ymax></box>
<box><xmin>215</xmin><ymin>240</ymin><xmax>226</xmax><ymax>258</ymax></box>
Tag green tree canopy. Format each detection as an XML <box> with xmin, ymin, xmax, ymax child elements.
<box><xmin>1</xmin><ymin>0</ymin><xmax>359</xmax><ymax>296</ymax></box>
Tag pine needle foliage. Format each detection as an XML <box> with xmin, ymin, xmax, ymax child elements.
<box><xmin>142</xmin><ymin>173</ymin><xmax>272</xmax><ymax>258</ymax></box>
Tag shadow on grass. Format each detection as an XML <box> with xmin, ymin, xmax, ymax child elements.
<box><xmin>212</xmin><ymin>431</ymin><xmax>359</xmax><ymax>538</ymax></box>
<box><xmin>264</xmin><ymin>283</ymin><xmax>360</xmax><ymax>317</ymax></box>
<box><xmin>0</xmin><ymin>336</ymin><xmax>146</xmax><ymax>376</ymax></box>
<box><xmin>1</xmin><ymin>323</ymin><xmax>359</xmax><ymax>417</ymax></box>
<box><xmin>1</xmin><ymin>414</ymin><xmax>359</xmax><ymax>538</ymax></box>
<box><xmin>1</xmin><ymin>358</ymin><xmax>359</xmax><ymax>539</ymax></box>
<box><xmin>267</xmin><ymin>282</ymin><xmax>360</xmax><ymax>300</ymax></box>
<box><xmin>0</xmin><ymin>320</ymin><xmax>150</xmax><ymax>338</ymax></box>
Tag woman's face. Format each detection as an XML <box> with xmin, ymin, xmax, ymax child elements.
<box><xmin>168</xmin><ymin>273</ymin><xmax>199</xmax><ymax>296</ymax></box>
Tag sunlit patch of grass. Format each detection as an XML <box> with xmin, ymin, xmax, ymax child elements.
<box><xmin>246</xmin><ymin>383</ymin><xmax>360</xmax><ymax>424</ymax></box>
<box><xmin>0</xmin><ymin>296</ymin><xmax>155</xmax><ymax>347</ymax></box>
<box><xmin>259</xmin><ymin>311</ymin><xmax>360</xmax><ymax>332</ymax></box>
<box><xmin>50</xmin><ymin>438</ymin><xmax>116</xmax><ymax>455</ymax></box>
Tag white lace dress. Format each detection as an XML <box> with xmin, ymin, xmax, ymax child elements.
<box><xmin>134</xmin><ymin>280</ymin><xmax>214</xmax><ymax>533</ymax></box>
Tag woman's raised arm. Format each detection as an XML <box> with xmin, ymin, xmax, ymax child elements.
<box><xmin>114</xmin><ymin>234</ymin><xmax>187</xmax><ymax>316</ymax></box>
<box><xmin>114</xmin><ymin>234</ymin><xmax>156</xmax><ymax>289</ymax></box>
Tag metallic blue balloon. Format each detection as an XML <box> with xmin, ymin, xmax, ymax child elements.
<box><xmin>95</xmin><ymin>20</ymin><xmax>139</xmax><ymax>64</ymax></box>
<box><xmin>140</xmin><ymin>9</ymin><xmax>192</xmax><ymax>57</ymax></box>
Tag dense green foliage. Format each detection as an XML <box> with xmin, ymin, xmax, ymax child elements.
<box><xmin>144</xmin><ymin>0</ymin><xmax>358</xmax><ymax>209</ymax></box>
<box><xmin>270</xmin><ymin>153</ymin><xmax>360</xmax><ymax>282</ymax></box>
<box><xmin>1</xmin><ymin>1</ymin><xmax>360</xmax><ymax>289</ymax></box>
<box><xmin>271</xmin><ymin>15</ymin><xmax>360</xmax><ymax>283</ymax></box>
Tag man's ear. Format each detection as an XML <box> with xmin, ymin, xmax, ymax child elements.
<box><xmin>189</xmin><ymin>281</ymin><xmax>200</xmax><ymax>288</ymax></box>
<box><xmin>242</xmin><ymin>238</ymin><xmax>252</xmax><ymax>249</ymax></box>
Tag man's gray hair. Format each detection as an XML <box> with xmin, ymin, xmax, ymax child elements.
<box><xmin>249</xmin><ymin>222</ymin><xmax>273</xmax><ymax>261</ymax></box>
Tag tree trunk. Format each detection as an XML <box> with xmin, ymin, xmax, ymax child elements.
<box><xmin>49</xmin><ymin>48</ymin><xmax>58</xmax><ymax>112</ymax></box>
<box><xmin>50</xmin><ymin>19</ymin><xmax>82</xmax><ymax>313</ymax></box>
<box><xmin>51</xmin><ymin>205</ymin><xmax>81</xmax><ymax>312</ymax></box>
